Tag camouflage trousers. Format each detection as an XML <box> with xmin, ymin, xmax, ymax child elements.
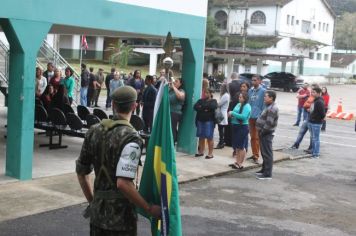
<box><xmin>90</xmin><ymin>224</ymin><xmax>137</xmax><ymax>236</ymax></box>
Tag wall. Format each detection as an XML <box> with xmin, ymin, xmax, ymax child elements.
<box><xmin>279</xmin><ymin>0</ymin><xmax>334</xmax><ymax>45</ymax></box>
<box><xmin>210</xmin><ymin>6</ymin><xmax>280</xmax><ymax>36</ymax></box>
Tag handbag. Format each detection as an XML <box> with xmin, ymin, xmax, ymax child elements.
<box><xmin>214</xmin><ymin>108</ymin><xmax>224</xmax><ymax>124</ymax></box>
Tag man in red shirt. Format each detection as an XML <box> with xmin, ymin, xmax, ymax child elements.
<box><xmin>293</xmin><ymin>83</ymin><xmax>310</xmax><ymax>126</ymax></box>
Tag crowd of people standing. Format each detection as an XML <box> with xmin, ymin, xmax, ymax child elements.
<box><xmin>194</xmin><ymin>72</ymin><xmax>279</xmax><ymax>180</ymax></box>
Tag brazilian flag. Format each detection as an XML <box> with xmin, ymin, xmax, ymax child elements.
<box><xmin>138</xmin><ymin>81</ymin><xmax>182</xmax><ymax>236</ymax></box>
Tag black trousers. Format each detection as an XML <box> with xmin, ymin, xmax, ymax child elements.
<box><xmin>218</xmin><ymin>124</ymin><xmax>226</xmax><ymax>144</ymax></box>
<box><xmin>171</xmin><ymin>112</ymin><xmax>182</xmax><ymax>143</ymax></box>
<box><xmin>106</xmin><ymin>88</ymin><xmax>111</xmax><ymax>108</ymax></box>
<box><xmin>259</xmin><ymin>133</ymin><xmax>274</xmax><ymax>177</ymax></box>
<box><xmin>90</xmin><ymin>224</ymin><xmax>136</xmax><ymax>236</ymax></box>
<box><xmin>224</xmin><ymin>120</ymin><xmax>232</xmax><ymax>147</ymax></box>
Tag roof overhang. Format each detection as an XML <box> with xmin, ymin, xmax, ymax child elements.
<box><xmin>204</xmin><ymin>48</ymin><xmax>304</xmax><ymax>62</ymax></box>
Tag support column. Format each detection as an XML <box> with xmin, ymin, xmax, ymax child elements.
<box><xmin>226</xmin><ymin>57</ymin><xmax>234</xmax><ymax>78</ymax></box>
<box><xmin>149</xmin><ymin>53</ymin><xmax>158</xmax><ymax>76</ymax></box>
<box><xmin>256</xmin><ymin>59</ymin><xmax>263</xmax><ymax>75</ymax></box>
<box><xmin>178</xmin><ymin>38</ymin><xmax>205</xmax><ymax>154</ymax></box>
<box><xmin>1</xmin><ymin>19</ymin><xmax>51</xmax><ymax>180</ymax></box>
<box><xmin>281</xmin><ymin>61</ymin><xmax>287</xmax><ymax>72</ymax></box>
<box><xmin>95</xmin><ymin>36</ymin><xmax>104</xmax><ymax>60</ymax></box>
<box><xmin>72</xmin><ymin>35</ymin><xmax>81</xmax><ymax>59</ymax></box>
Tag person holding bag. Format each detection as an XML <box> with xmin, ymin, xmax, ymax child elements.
<box><xmin>215</xmin><ymin>84</ymin><xmax>230</xmax><ymax>149</ymax></box>
<box><xmin>194</xmin><ymin>89</ymin><xmax>218</xmax><ymax>159</ymax></box>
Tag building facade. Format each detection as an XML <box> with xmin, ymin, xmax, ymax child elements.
<box><xmin>209</xmin><ymin>0</ymin><xmax>335</xmax><ymax>76</ymax></box>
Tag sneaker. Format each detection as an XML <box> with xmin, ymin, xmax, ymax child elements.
<box><xmin>293</xmin><ymin>123</ymin><xmax>299</xmax><ymax>126</ymax></box>
<box><xmin>252</xmin><ymin>159</ymin><xmax>259</xmax><ymax>164</ymax></box>
<box><xmin>289</xmin><ymin>145</ymin><xmax>298</xmax><ymax>149</ymax></box>
<box><xmin>247</xmin><ymin>155</ymin><xmax>255</xmax><ymax>160</ymax></box>
<box><xmin>255</xmin><ymin>170</ymin><xmax>264</xmax><ymax>176</ymax></box>
<box><xmin>311</xmin><ymin>155</ymin><xmax>319</xmax><ymax>159</ymax></box>
<box><xmin>304</xmin><ymin>149</ymin><xmax>312</xmax><ymax>154</ymax></box>
<box><xmin>256</xmin><ymin>175</ymin><xmax>272</xmax><ymax>180</ymax></box>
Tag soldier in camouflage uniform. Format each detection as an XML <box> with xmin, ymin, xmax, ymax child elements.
<box><xmin>76</xmin><ymin>86</ymin><xmax>161</xmax><ymax>236</ymax></box>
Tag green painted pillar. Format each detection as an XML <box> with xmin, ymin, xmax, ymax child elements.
<box><xmin>1</xmin><ymin>19</ymin><xmax>51</xmax><ymax>180</ymax></box>
<box><xmin>177</xmin><ymin>38</ymin><xmax>205</xmax><ymax>154</ymax></box>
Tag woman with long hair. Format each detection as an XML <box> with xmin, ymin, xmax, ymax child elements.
<box><xmin>321</xmin><ymin>87</ymin><xmax>330</xmax><ymax>131</ymax></box>
<box><xmin>169</xmin><ymin>77</ymin><xmax>185</xmax><ymax>143</ymax></box>
<box><xmin>229</xmin><ymin>92</ymin><xmax>251</xmax><ymax>169</ymax></box>
<box><xmin>215</xmin><ymin>83</ymin><xmax>230</xmax><ymax>149</ymax></box>
<box><xmin>62</xmin><ymin>67</ymin><xmax>75</xmax><ymax>105</ymax></box>
<box><xmin>128</xmin><ymin>70</ymin><xmax>145</xmax><ymax>115</ymax></box>
<box><xmin>49</xmin><ymin>68</ymin><xmax>63</xmax><ymax>93</ymax></box>
<box><xmin>194</xmin><ymin>89</ymin><xmax>217</xmax><ymax>159</ymax></box>
<box><xmin>51</xmin><ymin>84</ymin><xmax>70</xmax><ymax>111</ymax></box>
<box><xmin>35</xmin><ymin>67</ymin><xmax>47</xmax><ymax>97</ymax></box>
<box><xmin>40</xmin><ymin>84</ymin><xmax>55</xmax><ymax>111</ymax></box>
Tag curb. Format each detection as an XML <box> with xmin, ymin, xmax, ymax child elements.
<box><xmin>178</xmin><ymin>151</ymin><xmax>312</xmax><ymax>185</ymax></box>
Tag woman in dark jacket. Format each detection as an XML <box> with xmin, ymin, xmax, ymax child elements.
<box><xmin>40</xmin><ymin>84</ymin><xmax>54</xmax><ymax>112</ymax></box>
<box><xmin>194</xmin><ymin>89</ymin><xmax>217</xmax><ymax>159</ymax></box>
<box><xmin>51</xmin><ymin>84</ymin><xmax>70</xmax><ymax>111</ymax></box>
<box><xmin>142</xmin><ymin>75</ymin><xmax>157</xmax><ymax>133</ymax></box>
<box><xmin>128</xmin><ymin>70</ymin><xmax>145</xmax><ymax>115</ymax></box>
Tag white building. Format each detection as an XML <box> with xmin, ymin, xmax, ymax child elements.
<box><xmin>209</xmin><ymin>0</ymin><xmax>335</xmax><ymax>76</ymax></box>
<box><xmin>330</xmin><ymin>53</ymin><xmax>356</xmax><ymax>78</ymax></box>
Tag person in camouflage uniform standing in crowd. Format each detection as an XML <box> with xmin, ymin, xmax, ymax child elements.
<box><xmin>76</xmin><ymin>86</ymin><xmax>161</xmax><ymax>236</ymax></box>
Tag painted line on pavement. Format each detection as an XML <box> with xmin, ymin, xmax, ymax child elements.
<box><xmin>276</xmin><ymin>134</ymin><xmax>356</xmax><ymax>148</ymax></box>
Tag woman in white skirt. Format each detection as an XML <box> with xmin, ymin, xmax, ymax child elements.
<box><xmin>215</xmin><ymin>84</ymin><xmax>230</xmax><ymax>149</ymax></box>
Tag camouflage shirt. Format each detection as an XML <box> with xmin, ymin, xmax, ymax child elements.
<box><xmin>76</xmin><ymin>118</ymin><xmax>143</xmax><ymax>232</ymax></box>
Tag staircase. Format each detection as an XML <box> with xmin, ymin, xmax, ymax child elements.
<box><xmin>0</xmin><ymin>40</ymin><xmax>9</xmax><ymax>106</ymax></box>
<box><xmin>37</xmin><ymin>40</ymin><xmax>81</xmax><ymax>104</ymax></box>
<box><xmin>0</xmin><ymin>38</ymin><xmax>81</xmax><ymax>106</ymax></box>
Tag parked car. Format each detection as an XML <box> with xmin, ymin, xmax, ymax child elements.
<box><xmin>264</xmin><ymin>72</ymin><xmax>304</xmax><ymax>92</ymax></box>
<box><xmin>239</xmin><ymin>73</ymin><xmax>271</xmax><ymax>89</ymax></box>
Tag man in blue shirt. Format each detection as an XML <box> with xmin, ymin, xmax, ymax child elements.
<box><xmin>248</xmin><ymin>75</ymin><xmax>266</xmax><ymax>163</ymax></box>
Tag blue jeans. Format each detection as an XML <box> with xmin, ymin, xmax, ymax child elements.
<box><xmin>308</xmin><ymin>123</ymin><xmax>322</xmax><ymax>156</ymax></box>
<box><xmin>293</xmin><ymin>120</ymin><xmax>309</xmax><ymax>148</ymax></box>
<box><xmin>80</xmin><ymin>87</ymin><xmax>88</xmax><ymax>106</ymax></box>
<box><xmin>295</xmin><ymin>107</ymin><xmax>308</xmax><ymax>125</ymax></box>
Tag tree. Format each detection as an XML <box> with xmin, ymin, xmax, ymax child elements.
<box><xmin>335</xmin><ymin>12</ymin><xmax>356</xmax><ymax>51</ymax></box>
<box><xmin>205</xmin><ymin>16</ymin><xmax>224</xmax><ymax>48</ymax></box>
<box><xmin>105</xmin><ymin>41</ymin><xmax>136</xmax><ymax>68</ymax></box>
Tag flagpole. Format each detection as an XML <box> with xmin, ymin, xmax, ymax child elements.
<box><xmin>79</xmin><ymin>35</ymin><xmax>83</xmax><ymax>68</ymax></box>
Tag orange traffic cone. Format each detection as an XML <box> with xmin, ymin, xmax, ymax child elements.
<box><xmin>336</xmin><ymin>98</ymin><xmax>343</xmax><ymax>114</ymax></box>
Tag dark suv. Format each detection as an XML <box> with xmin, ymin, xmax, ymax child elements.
<box><xmin>264</xmin><ymin>72</ymin><xmax>304</xmax><ymax>92</ymax></box>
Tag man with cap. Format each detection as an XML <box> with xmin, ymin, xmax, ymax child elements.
<box><xmin>76</xmin><ymin>86</ymin><xmax>161</xmax><ymax>235</ymax></box>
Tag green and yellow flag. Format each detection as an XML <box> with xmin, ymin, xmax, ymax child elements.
<box><xmin>139</xmin><ymin>81</ymin><xmax>182</xmax><ymax>236</ymax></box>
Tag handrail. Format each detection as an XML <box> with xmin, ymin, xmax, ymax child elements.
<box><xmin>0</xmin><ymin>40</ymin><xmax>10</xmax><ymax>86</ymax></box>
<box><xmin>38</xmin><ymin>40</ymin><xmax>81</xmax><ymax>103</ymax></box>
<box><xmin>0</xmin><ymin>38</ymin><xmax>80</xmax><ymax>105</ymax></box>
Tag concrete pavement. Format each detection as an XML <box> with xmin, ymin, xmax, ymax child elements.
<box><xmin>0</xmin><ymin>145</ymin><xmax>309</xmax><ymax>223</ymax></box>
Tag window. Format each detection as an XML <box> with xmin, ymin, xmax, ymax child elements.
<box><xmin>301</xmin><ymin>20</ymin><xmax>312</xmax><ymax>34</ymax></box>
<box><xmin>317</xmin><ymin>53</ymin><xmax>322</xmax><ymax>60</ymax></box>
<box><xmin>326</xmin><ymin>24</ymin><xmax>329</xmax><ymax>32</ymax></box>
<box><xmin>287</xmin><ymin>15</ymin><xmax>290</xmax><ymax>25</ymax></box>
<box><xmin>291</xmin><ymin>16</ymin><xmax>295</xmax><ymax>25</ymax></box>
<box><xmin>309</xmin><ymin>52</ymin><xmax>315</xmax><ymax>59</ymax></box>
<box><xmin>318</xmin><ymin>22</ymin><xmax>321</xmax><ymax>31</ymax></box>
<box><xmin>313</xmin><ymin>24</ymin><xmax>316</xmax><ymax>29</ymax></box>
<box><xmin>323</xmin><ymin>23</ymin><xmax>326</xmax><ymax>31</ymax></box>
<box><xmin>244</xmin><ymin>65</ymin><xmax>251</xmax><ymax>73</ymax></box>
<box><xmin>215</xmin><ymin>10</ymin><xmax>228</xmax><ymax>30</ymax></box>
<box><xmin>296</xmin><ymin>20</ymin><xmax>299</xmax><ymax>25</ymax></box>
<box><xmin>324</xmin><ymin>54</ymin><xmax>329</xmax><ymax>61</ymax></box>
<box><xmin>251</xmin><ymin>11</ymin><xmax>266</xmax><ymax>24</ymax></box>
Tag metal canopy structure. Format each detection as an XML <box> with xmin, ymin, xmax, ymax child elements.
<box><xmin>0</xmin><ymin>0</ymin><xmax>208</xmax><ymax>180</ymax></box>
